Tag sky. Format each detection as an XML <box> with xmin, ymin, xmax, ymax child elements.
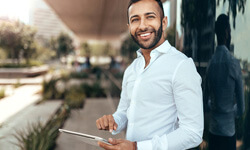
<box><xmin>0</xmin><ymin>0</ymin><xmax>30</xmax><ymax>24</ymax></box>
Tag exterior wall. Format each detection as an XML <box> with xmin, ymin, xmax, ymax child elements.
<box><xmin>29</xmin><ymin>0</ymin><xmax>78</xmax><ymax>46</ymax></box>
<box><xmin>216</xmin><ymin>0</ymin><xmax>250</xmax><ymax>62</ymax></box>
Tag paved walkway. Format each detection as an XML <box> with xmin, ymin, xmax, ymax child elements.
<box><xmin>0</xmin><ymin>85</ymin><xmax>42</xmax><ymax>124</ymax></box>
<box><xmin>0</xmin><ymin>100</ymin><xmax>62</xmax><ymax>150</ymax></box>
<box><xmin>56</xmin><ymin>98</ymin><xmax>125</xmax><ymax>150</ymax></box>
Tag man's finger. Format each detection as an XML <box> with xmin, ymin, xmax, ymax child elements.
<box><xmin>114</xmin><ymin>123</ymin><xmax>118</xmax><ymax>131</ymax></box>
<box><xmin>103</xmin><ymin>115</ymin><xmax>109</xmax><ymax>129</ymax></box>
<box><xmin>108</xmin><ymin>138</ymin><xmax>123</xmax><ymax>145</ymax></box>
<box><xmin>100</xmin><ymin>118</ymin><xmax>106</xmax><ymax>129</ymax></box>
<box><xmin>98</xmin><ymin>141</ymin><xmax>116</xmax><ymax>150</ymax></box>
<box><xmin>108</xmin><ymin>117</ymin><xmax>114</xmax><ymax>132</ymax></box>
<box><xmin>96</xmin><ymin>119</ymin><xmax>101</xmax><ymax>130</ymax></box>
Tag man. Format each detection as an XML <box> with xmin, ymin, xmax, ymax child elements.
<box><xmin>204</xmin><ymin>14</ymin><xmax>245</xmax><ymax>150</ymax></box>
<box><xmin>96</xmin><ymin>0</ymin><xmax>204</xmax><ymax>149</ymax></box>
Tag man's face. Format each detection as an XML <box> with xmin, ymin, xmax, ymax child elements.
<box><xmin>128</xmin><ymin>0</ymin><xmax>166</xmax><ymax>50</ymax></box>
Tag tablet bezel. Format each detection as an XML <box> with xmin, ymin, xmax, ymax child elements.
<box><xmin>59</xmin><ymin>129</ymin><xmax>112</xmax><ymax>145</ymax></box>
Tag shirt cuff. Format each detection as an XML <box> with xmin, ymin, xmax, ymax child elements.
<box><xmin>137</xmin><ymin>140</ymin><xmax>152</xmax><ymax>150</ymax></box>
<box><xmin>112</xmin><ymin>114</ymin><xmax>121</xmax><ymax>135</ymax></box>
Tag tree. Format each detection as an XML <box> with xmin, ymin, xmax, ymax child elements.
<box><xmin>56</xmin><ymin>32</ymin><xmax>74</xmax><ymax>57</ymax></box>
<box><xmin>22</xmin><ymin>24</ymin><xmax>37</xmax><ymax>64</ymax></box>
<box><xmin>120</xmin><ymin>35</ymin><xmax>139</xmax><ymax>64</ymax></box>
<box><xmin>103</xmin><ymin>43</ymin><xmax>112</xmax><ymax>56</ymax></box>
<box><xmin>0</xmin><ymin>21</ymin><xmax>37</xmax><ymax>65</ymax></box>
<box><xmin>217</xmin><ymin>0</ymin><xmax>247</xmax><ymax>28</ymax></box>
<box><xmin>165</xmin><ymin>23</ymin><xmax>176</xmax><ymax>47</ymax></box>
<box><xmin>80</xmin><ymin>42</ymin><xmax>91</xmax><ymax>56</ymax></box>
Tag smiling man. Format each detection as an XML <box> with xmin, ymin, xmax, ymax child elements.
<box><xmin>96</xmin><ymin>0</ymin><xmax>204</xmax><ymax>149</ymax></box>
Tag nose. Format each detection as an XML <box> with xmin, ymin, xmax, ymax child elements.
<box><xmin>138</xmin><ymin>18</ymin><xmax>148</xmax><ymax>31</ymax></box>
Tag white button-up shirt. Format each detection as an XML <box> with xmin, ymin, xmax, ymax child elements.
<box><xmin>112</xmin><ymin>41</ymin><xmax>204</xmax><ymax>150</ymax></box>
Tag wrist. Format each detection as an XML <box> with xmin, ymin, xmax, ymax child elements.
<box><xmin>133</xmin><ymin>141</ymin><xmax>137</xmax><ymax>150</ymax></box>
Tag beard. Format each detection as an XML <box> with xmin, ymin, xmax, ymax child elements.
<box><xmin>130</xmin><ymin>22</ymin><xmax>163</xmax><ymax>50</ymax></box>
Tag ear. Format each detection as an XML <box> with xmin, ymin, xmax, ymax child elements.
<box><xmin>162</xmin><ymin>16</ymin><xmax>168</xmax><ymax>31</ymax></box>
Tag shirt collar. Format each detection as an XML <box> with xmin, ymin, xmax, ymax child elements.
<box><xmin>136</xmin><ymin>40</ymin><xmax>172</xmax><ymax>58</ymax></box>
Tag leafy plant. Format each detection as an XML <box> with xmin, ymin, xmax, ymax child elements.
<box><xmin>80</xmin><ymin>82</ymin><xmax>106</xmax><ymax>98</ymax></box>
<box><xmin>120</xmin><ymin>34</ymin><xmax>139</xmax><ymax>64</ymax></box>
<box><xmin>0</xmin><ymin>88</ymin><xmax>5</xmax><ymax>99</ymax></box>
<box><xmin>65</xmin><ymin>87</ymin><xmax>85</xmax><ymax>109</ymax></box>
<box><xmin>55</xmin><ymin>32</ymin><xmax>74</xmax><ymax>58</ymax></box>
<box><xmin>42</xmin><ymin>78</ymin><xmax>64</xmax><ymax>100</ymax></box>
<box><xmin>14</xmin><ymin>104</ymin><xmax>69</xmax><ymax>150</ymax></box>
<box><xmin>0</xmin><ymin>21</ymin><xmax>37</xmax><ymax>65</ymax></box>
<box><xmin>69</xmin><ymin>71</ymin><xmax>88</xmax><ymax>79</ymax></box>
<box><xmin>14</xmin><ymin>79</ymin><xmax>22</xmax><ymax>88</ymax></box>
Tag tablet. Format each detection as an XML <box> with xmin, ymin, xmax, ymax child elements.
<box><xmin>59</xmin><ymin>129</ymin><xmax>112</xmax><ymax>146</ymax></box>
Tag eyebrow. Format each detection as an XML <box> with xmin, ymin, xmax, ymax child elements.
<box><xmin>129</xmin><ymin>12</ymin><xmax>157</xmax><ymax>21</ymax></box>
<box><xmin>145</xmin><ymin>12</ymin><xmax>157</xmax><ymax>16</ymax></box>
<box><xmin>130</xmin><ymin>15</ymin><xmax>139</xmax><ymax>21</ymax></box>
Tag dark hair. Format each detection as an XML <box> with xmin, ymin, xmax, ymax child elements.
<box><xmin>127</xmin><ymin>0</ymin><xmax>165</xmax><ymax>23</ymax></box>
<box><xmin>215</xmin><ymin>14</ymin><xmax>230</xmax><ymax>44</ymax></box>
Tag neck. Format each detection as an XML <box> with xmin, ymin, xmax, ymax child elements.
<box><xmin>141</xmin><ymin>37</ymin><xmax>165</xmax><ymax>68</ymax></box>
<box><xmin>141</xmin><ymin>37</ymin><xmax>165</xmax><ymax>57</ymax></box>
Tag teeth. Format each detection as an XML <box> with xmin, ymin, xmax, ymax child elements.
<box><xmin>140</xmin><ymin>33</ymin><xmax>150</xmax><ymax>37</ymax></box>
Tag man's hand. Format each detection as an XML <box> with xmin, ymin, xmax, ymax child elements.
<box><xmin>98</xmin><ymin>138</ymin><xmax>137</xmax><ymax>150</ymax></box>
<box><xmin>96</xmin><ymin>115</ymin><xmax>118</xmax><ymax>132</ymax></box>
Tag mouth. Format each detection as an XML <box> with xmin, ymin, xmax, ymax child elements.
<box><xmin>138</xmin><ymin>32</ymin><xmax>152</xmax><ymax>40</ymax></box>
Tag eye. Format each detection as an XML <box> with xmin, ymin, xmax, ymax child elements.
<box><xmin>147</xmin><ymin>15</ymin><xmax>155</xmax><ymax>19</ymax></box>
<box><xmin>131</xmin><ymin>18</ymin><xmax>139</xmax><ymax>23</ymax></box>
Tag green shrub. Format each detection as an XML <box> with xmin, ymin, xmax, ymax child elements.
<box><xmin>80</xmin><ymin>82</ymin><xmax>106</xmax><ymax>98</ymax></box>
<box><xmin>0</xmin><ymin>88</ymin><xmax>5</xmax><ymax>99</ymax></box>
<box><xmin>14</xmin><ymin>79</ymin><xmax>22</xmax><ymax>88</ymax></box>
<box><xmin>0</xmin><ymin>48</ymin><xmax>7</xmax><ymax>59</ymax></box>
<box><xmin>69</xmin><ymin>72</ymin><xmax>88</xmax><ymax>79</ymax></box>
<box><xmin>91</xmin><ymin>82</ymin><xmax>106</xmax><ymax>97</ymax></box>
<box><xmin>14</xmin><ymin>104</ymin><xmax>69</xmax><ymax>150</ymax></box>
<box><xmin>65</xmin><ymin>87</ymin><xmax>85</xmax><ymax>109</ymax></box>
<box><xmin>42</xmin><ymin>78</ymin><xmax>64</xmax><ymax>100</ymax></box>
<box><xmin>92</xmin><ymin>66</ymin><xmax>102</xmax><ymax>80</ymax></box>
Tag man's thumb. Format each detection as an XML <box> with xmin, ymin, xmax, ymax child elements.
<box><xmin>108</xmin><ymin>138</ymin><xmax>117</xmax><ymax>144</ymax></box>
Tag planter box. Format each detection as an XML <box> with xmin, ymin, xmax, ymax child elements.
<box><xmin>0</xmin><ymin>65</ymin><xmax>49</xmax><ymax>78</ymax></box>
